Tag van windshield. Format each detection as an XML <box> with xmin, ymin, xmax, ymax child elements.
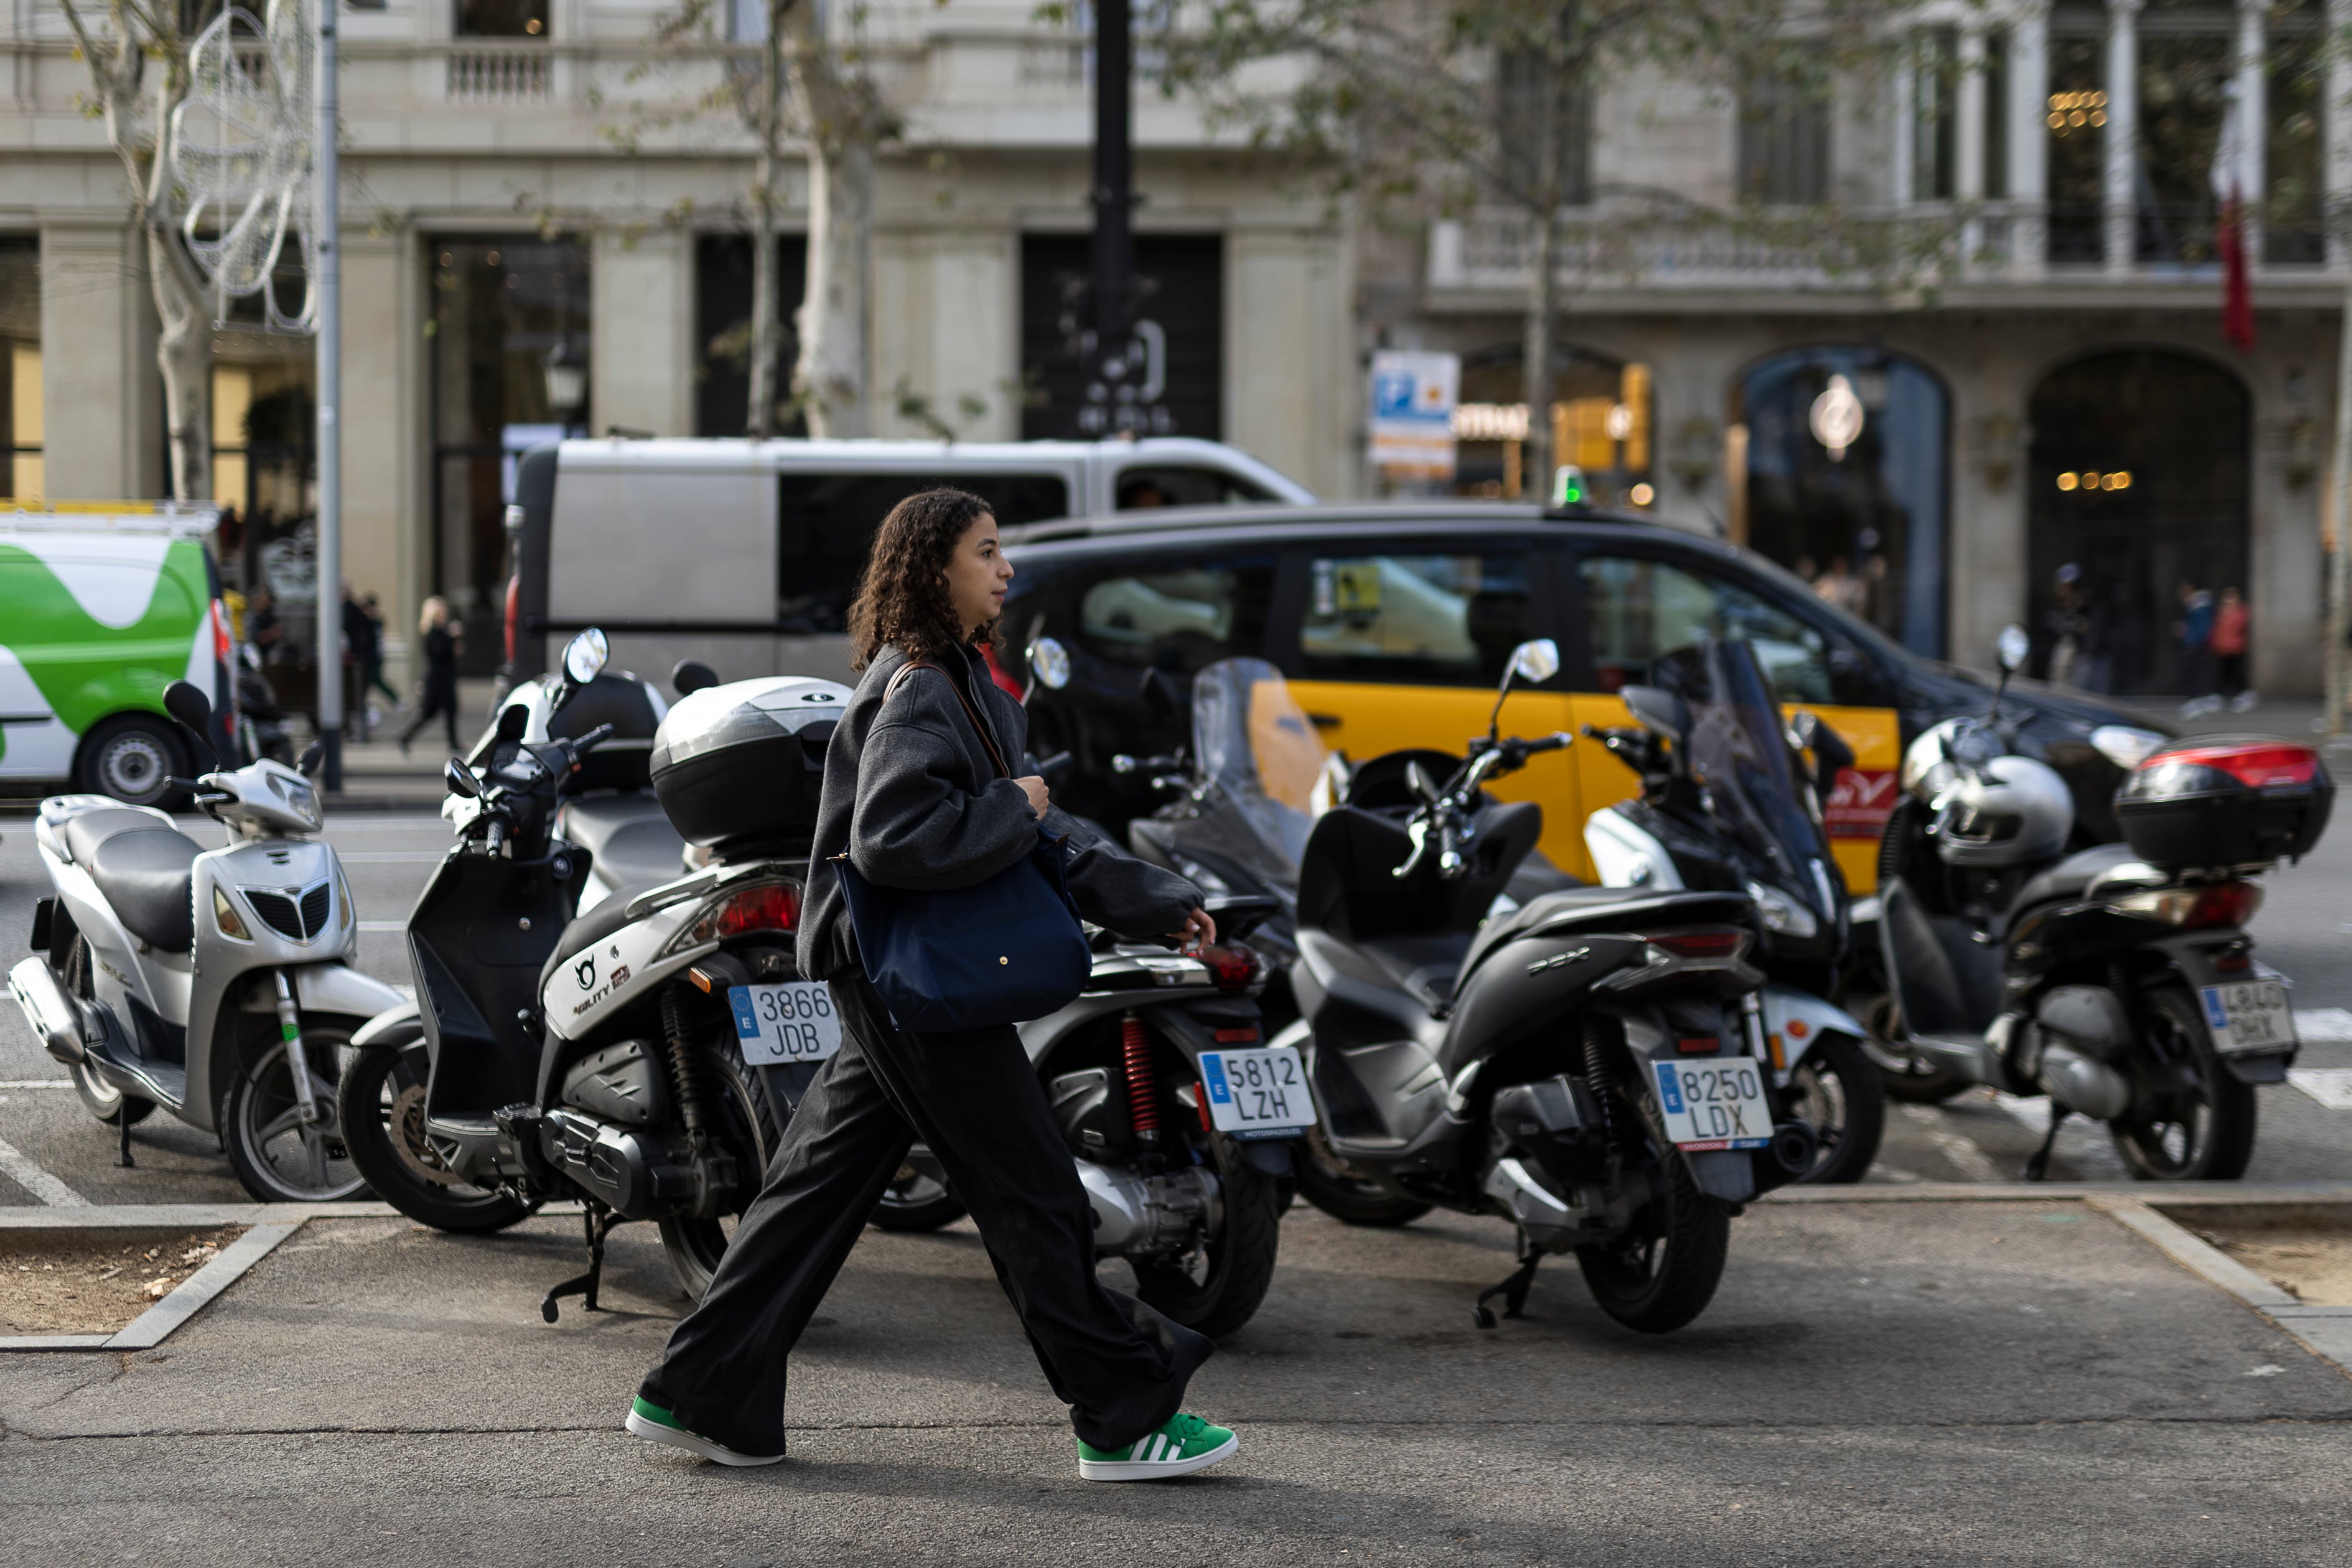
<box><xmin>776</xmin><ymin>472</ymin><xmax>1071</xmax><ymax>633</ymax></box>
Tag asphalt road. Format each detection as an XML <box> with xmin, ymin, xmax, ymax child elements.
<box><xmin>2</xmin><ymin>807</ymin><xmax>2348</xmax><ymax>1204</ymax></box>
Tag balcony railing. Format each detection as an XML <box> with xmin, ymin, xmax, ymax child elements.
<box><xmin>447</xmin><ymin>45</ymin><xmax>553</xmax><ymax>103</ymax></box>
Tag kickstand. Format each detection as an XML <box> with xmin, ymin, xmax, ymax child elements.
<box><xmin>116</xmin><ymin>1101</ymin><xmax>135</xmax><ymax>1169</ymax></box>
<box><xmin>1473</xmin><ymin>1249</ymin><xmax>1543</xmax><ymax>1330</ymax></box>
<box><xmin>2021</xmin><ymin>1104</ymin><xmax>2067</xmax><ymax>1183</ymax></box>
<box><xmin>541</xmin><ymin>1205</ymin><xmax>619</xmax><ymax>1323</ymax></box>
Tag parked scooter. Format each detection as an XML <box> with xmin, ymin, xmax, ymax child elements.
<box><xmin>1874</xmin><ymin>625</ymin><xmax>2326</xmax><ymax>1180</ymax></box>
<box><xmin>338</xmin><ymin>632</ymin><xmax>802</xmax><ymax>1310</ymax></box>
<box><xmin>10</xmin><ymin>681</ymin><xmax>404</xmax><ymax>1200</ymax></box>
<box><xmin>1579</xmin><ymin>638</ymin><xmax>1886</xmax><ymax>1183</ymax></box>
<box><xmin>1282</xmin><ymin>638</ymin><xmax>1818</xmax><ymax>1333</ymax></box>
<box><xmin>483</xmin><ymin>632</ymin><xmax>701</xmax><ymax>912</ymax></box>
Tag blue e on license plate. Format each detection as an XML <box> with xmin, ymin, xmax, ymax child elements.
<box><xmin>729</xmin><ymin>982</ymin><xmax>843</xmax><ymax>1066</ymax></box>
<box><xmin>1649</xmin><ymin>1057</ymin><xmax>1773</xmax><ymax>1150</ymax></box>
<box><xmin>1197</xmin><ymin>1047</ymin><xmax>1317</xmax><ymax>1139</ymax></box>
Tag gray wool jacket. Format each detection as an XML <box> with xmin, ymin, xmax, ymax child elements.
<box><xmin>796</xmin><ymin>642</ymin><xmax>1202</xmax><ymax>983</ymax></box>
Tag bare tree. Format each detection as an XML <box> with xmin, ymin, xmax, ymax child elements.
<box><xmin>651</xmin><ymin>0</ymin><xmax>898</xmax><ymax>437</ymax></box>
<box><xmin>57</xmin><ymin>0</ymin><xmax>215</xmax><ymax>500</ymax></box>
<box><xmin>1159</xmin><ymin>0</ymin><xmax>1933</xmax><ymax>487</ymax></box>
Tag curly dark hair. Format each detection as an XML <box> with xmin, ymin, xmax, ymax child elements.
<box><xmin>846</xmin><ymin>487</ymin><xmax>999</xmax><ymax>672</ymax></box>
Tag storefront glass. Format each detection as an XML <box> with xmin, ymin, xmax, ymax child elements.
<box><xmin>1445</xmin><ymin>345</ymin><xmax>1652</xmax><ymax>505</ymax></box>
<box><xmin>1</xmin><ymin>238</ymin><xmax>37</xmax><ymax>502</ymax></box>
<box><xmin>1735</xmin><ymin>347</ymin><xmax>1948</xmax><ymax>658</ymax></box>
<box><xmin>429</xmin><ymin>236</ymin><xmax>589</xmax><ymax>675</ymax></box>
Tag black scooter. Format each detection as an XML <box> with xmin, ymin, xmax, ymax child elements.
<box><xmin>1282</xmin><ymin>638</ymin><xmax>1819</xmax><ymax>1333</ymax></box>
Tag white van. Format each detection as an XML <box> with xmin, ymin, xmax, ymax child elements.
<box><xmin>504</xmin><ymin>436</ymin><xmax>1312</xmax><ymax>689</ymax></box>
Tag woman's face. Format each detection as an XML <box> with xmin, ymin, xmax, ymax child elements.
<box><xmin>943</xmin><ymin>512</ymin><xmax>1012</xmax><ymax>637</ymax></box>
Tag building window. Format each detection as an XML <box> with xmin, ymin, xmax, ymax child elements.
<box><xmin>2135</xmin><ymin>0</ymin><xmax>2234</xmax><ymax>265</ymax></box>
<box><xmin>694</xmin><ymin>234</ymin><xmax>809</xmax><ymax>437</ymax></box>
<box><xmin>2044</xmin><ymin>16</ymin><xmax>2106</xmax><ymax>264</ymax></box>
<box><xmin>429</xmin><ymin>236</ymin><xmax>589</xmax><ymax>676</ymax></box>
<box><xmin>1737</xmin><ymin>70</ymin><xmax>1831</xmax><ymax>205</ymax></box>
<box><xmin>1020</xmin><ymin>234</ymin><xmax>1223</xmax><ymax>440</ymax></box>
<box><xmin>2266</xmin><ymin>1</ymin><xmax>2325</xmax><ymax>264</ymax></box>
<box><xmin>1</xmin><ymin>238</ymin><xmax>38</xmax><ymax>502</ymax></box>
<box><xmin>457</xmin><ymin>0</ymin><xmax>546</xmax><ymax>37</ymax></box>
<box><xmin>1913</xmin><ymin>29</ymin><xmax>1959</xmax><ymax>202</ymax></box>
<box><xmin>1495</xmin><ymin>51</ymin><xmax>1593</xmax><ymax>205</ymax></box>
<box><xmin>1982</xmin><ymin>29</ymin><xmax>2009</xmax><ymax>200</ymax></box>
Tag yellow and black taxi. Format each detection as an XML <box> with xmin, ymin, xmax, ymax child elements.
<box><xmin>1000</xmin><ymin>503</ymin><xmax>2170</xmax><ymax>894</ymax></box>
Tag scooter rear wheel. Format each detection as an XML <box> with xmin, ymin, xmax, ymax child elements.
<box><xmin>1575</xmin><ymin>1103</ymin><xmax>1730</xmax><ymax>1334</ymax></box>
<box><xmin>1132</xmin><ymin>1132</ymin><xmax>1285</xmax><ymax>1339</ymax></box>
<box><xmin>2109</xmin><ymin>983</ymin><xmax>2258</xmax><ymax>1181</ymax></box>
<box><xmin>868</xmin><ymin>1146</ymin><xmax>967</xmax><ymax>1231</ymax></box>
<box><xmin>1294</xmin><ymin>1127</ymin><xmax>1433</xmax><ymax>1227</ymax></box>
<box><xmin>658</xmin><ymin>1042</ymin><xmax>778</xmax><ymax>1301</ymax></box>
<box><xmin>338</xmin><ymin>1036</ymin><xmax>533</xmax><ymax>1232</ymax></box>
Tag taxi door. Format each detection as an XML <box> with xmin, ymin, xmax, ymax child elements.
<box><xmin>1564</xmin><ymin>549</ymin><xmax>1903</xmax><ymax>892</ymax></box>
<box><xmin>1276</xmin><ymin>541</ymin><xmax>1585</xmax><ymax>869</ymax></box>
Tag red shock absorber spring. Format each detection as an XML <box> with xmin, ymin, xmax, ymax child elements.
<box><xmin>1121</xmin><ymin>1014</ymin><xmax>1162</xmax><ymax>1144</ymax></box>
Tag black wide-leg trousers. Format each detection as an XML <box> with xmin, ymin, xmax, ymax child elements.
<box><xmin>638</xmin><ymin>975</ymin><xmax>1211</xmax><ymax>1458</ymax></box>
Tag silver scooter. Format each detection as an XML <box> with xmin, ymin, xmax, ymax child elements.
<box><xmin>9</xmin><ymin>681</ymin><xmax>404</xmax><ymax>1200</ymax></box>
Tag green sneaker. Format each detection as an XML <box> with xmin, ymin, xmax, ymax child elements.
<box><xmin>1076</xmin><ymin>1412</ymin><xmax>1238</xmax><ymax>1482</ymax></box>
<box><xmin>625</xmin><ymin>1396</ymin><xmax>785</xmax><ymax>1468</ymax></box>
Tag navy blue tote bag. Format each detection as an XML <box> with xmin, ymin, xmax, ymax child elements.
<box><xmin>830</xmin><ymin>664</ymin><xmax>1093</xmax><ymax>1033</ymax></box>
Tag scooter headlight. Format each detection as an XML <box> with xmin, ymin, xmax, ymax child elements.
<box><xmin>1746</xmin><ymin>881</ymin><xmax>1819</xmax><ymax>940</ymax></box>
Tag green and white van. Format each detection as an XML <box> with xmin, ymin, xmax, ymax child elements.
<box><xmin>1</xmin><ymin>505</ymin><xmax>230</xmax><ymax>807</ymax></box>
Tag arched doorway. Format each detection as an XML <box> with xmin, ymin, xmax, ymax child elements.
<box><xmin>1449</xmin><ymin>343</ymin><xmax>1654</xmax><ymax>505</ymax></box>
<box><xmin>1735</xmin><ymin>347</ymin><xmax>1950</xmax><ymax>657</ymax></box>
<box><xmin>2027</xmin><ymin>350</ymin><xmax>2249</xmax><ymax>695</ymax></box>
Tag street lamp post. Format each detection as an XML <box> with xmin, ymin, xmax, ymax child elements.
<box><xmin>314</xmin><ymin>0</ymin><xmax>343</xmax><ymax>789</ymax></box>
<box><xmin>1086</xmin><ymin>0</ymin><xmax>1136</xmax><ymax>434</ymax></box>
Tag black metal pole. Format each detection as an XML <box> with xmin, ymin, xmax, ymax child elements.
<box><xmin>1088</xmin><ymin>0</ymin><xmax>1134</xmax><ymax>434</ymax></box>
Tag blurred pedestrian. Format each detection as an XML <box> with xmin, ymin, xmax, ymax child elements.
<box><xmin>246</xmin><ymin>585</ymin><xmax>284</xmax><ymax>662</ymax></box>
<box><xmin>399</xmin><ymin>597</ymin><xmax>463</xmax><ymax>757</ymax></box>
<box><xmin>359</xmin><ymin>592</ymin><xmax>401</xmax><ymax>714</ymax></box>
<box><xmin>2212</xmin><ymin>586</ymin><xmax>2254</xmax><ymax>712</ymax></box>
<box><xmin>340</xmin><ymin>581</ymin><xmax>374</xmax><ymax>740</ymax></box>
<box><xmin>2176</xmin><ymin>582</ymin><xmax>2216</xmax><ymax>715</ymax></box>
<box><xmin>1793</xmin><ymin>554</ymin><xmax>1819</xmax><ymax>586</ymax></box>
<box><xmin>1814</xmin><ymin>554</ymin><xmax>1865</xmax><ymax>616</ymax></box>
<box><xmin>2047</xmin><ymin>566</ymin><xmax>2086</xmax><ymax>688</ymax></box>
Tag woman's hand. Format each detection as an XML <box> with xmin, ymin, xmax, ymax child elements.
<box><xmin>1014</xmin><ymin>774</ymin><xmax>1050</xmax><ymax>818</ymax></box>
<box><xmin>1169</xmin><ymin>908</ymin><xmax>1217</xmax><ymax>950</ymax></box>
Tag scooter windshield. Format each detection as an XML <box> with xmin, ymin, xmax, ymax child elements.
<box><xmin>1189</xmin><ymin>657</ymin><xmax>1327</xmax><ymax>873</ymax></box>
<box><xmin>1681</xmin><ymin>638</ymin><xmax>1839</xmax><ymax>914</ymax></box>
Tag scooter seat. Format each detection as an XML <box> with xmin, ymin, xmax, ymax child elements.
<box><xmin>558</xmin><ymin>795</ymin><xmax>689</xmax><ymax>889</ymax></box>
<box><xmin>1457</xmin><ymin>885</ymin><xmax>1753</xmax><ymax>991</ymax></box>
<box><xmin>85</xmin><ymin>827</ymin><xmax>202</xmax><ymax>952</ymax></box>
<box><xmin>2008</xmin><ymin>843</ymin><xmax>2165</xmax><ymax>928</ymax></box>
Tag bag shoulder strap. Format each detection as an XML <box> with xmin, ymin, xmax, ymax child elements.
<box><xmin>885</xmin><ymin>661</ymin><xmax>1011</xmax><ymax>780</ymax></box>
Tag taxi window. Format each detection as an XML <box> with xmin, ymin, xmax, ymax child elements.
<box><xmin>1075</xmin><ymin>554</ymin><xmax>1276</xmax><ymax>673</ymax></box>
<box><xmin>1580</xmin><ymin>554</ymin><xmax>1836</xmax><ymax>704</ymax></box>
<box><xmin>1300</xmin><ymin>551</ymin><xmax>1533</xmax><ymax>687</ymax></box>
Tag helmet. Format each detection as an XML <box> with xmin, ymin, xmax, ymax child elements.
<box><xmin>1929</xmin><ymin>755</ymin><xmax>2074</xmax><ymax>868</ymax></box>
<box><xmin>1902</xmin><ymin>717</ymin><xmax>2005</xmax><ymax>803</ymax></box>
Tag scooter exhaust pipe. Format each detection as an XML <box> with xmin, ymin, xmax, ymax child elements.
<box><xmin>1768</xmin><ymin>1119</ymin><xmax>1819</xmax><ymax>1176</ymax></box>
<box><xmin>7</xmin><ymin>957</ymin><xmax>88</xmax><ymax>1065</ymax></box>
<box><xmin>2036</xmin><ymin>1042</ymin><xmax>2131</xmax><ymax>1121</ymax></box>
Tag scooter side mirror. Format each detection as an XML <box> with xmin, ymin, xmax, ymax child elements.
<box><xmin>1620</xmin><ymin>684</ymin><xmax>1689</xmax><ymax>750</ymax></box>
<box><xmin>1997</xmin><ymin>623</ymin><xmax>2030</xmax><ymax>674</ymax></box>
<box><xmin>562</xmin><ymin>627</ymin><xmax>610</xmax><ymax>686</ymax></box>
<box><xmin>671</xmin><ymin>659</ymin><xmax>721</xmax><ymax>697</ymax></box>
<box><xmin>297</xmin><ymin>740</ymin><xmax>324</xmax><ymax>778</ymax></box>
<box><xmin>1405</xmin><ymin>760</ymin><xmax>1441</xmax><ymax>804</ymax></box>
<box><xmin>162</xmin><ymin>679</ymin><xmax>218</xmax><ymax>770</ymax></box>
<box><xmin>1027</xmin><ymin>636</ymin><xmax>1071</xmax><ymax>693</ymax></box>
<box><xmin>444</xmin><ymin>759</ymin><xmax>482</xmax><ymax>799</ymax></box>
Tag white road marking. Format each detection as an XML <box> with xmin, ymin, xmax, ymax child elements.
<box><xmin>2294</xmin><ymin>1007</ymin><xmax>2352</xmax><ymax>1043</ymax></box>
<box><xmin>0</xmin><ymin>1080</ymin><xmax>72</xmax><ymax>1089</ymax></box>
<box><xmin>1897</xmin><ymin>1103</ymin><xmax>2004</xmax><ymax>1183</ymax></box>
<box><xmin>0</xmin><ymin>1132</ymin><xmax>90</xmax><ymax>1206</ymax></box>
<box><xmin>2287</xmin><ymin>1068</ymin><xmax>2352</xmax><ymax>1109</ymax></box>
<box><xmin>334</xmin><ymin>851</ymin><xmax>447</xmax><ymax>863</ymax></box>
<box><xmin>357</xmin><ymin>922</ymin><xmax>406</xmax><ymax>931</ymax></box>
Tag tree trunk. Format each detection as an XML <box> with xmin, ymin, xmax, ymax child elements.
<box><xmin>1521</xmin><ymin>211</ymin><xmax>1558</xmax><ymax>500</ymax></box>
<box><xmin>745</xmin><ymin>23</ymin><xmax>784</xmax><ymax>438</ymax></box>
<box><xmin>147</xmin><ymin>219</ymin><xmax>212</xmax><ymax>504</ymax></box>
<box><xmin>795</xmin><ymin>131</ymin><xmax>874</xmax><ymax>438</ymax></box>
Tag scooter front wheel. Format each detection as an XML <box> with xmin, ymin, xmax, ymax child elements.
<box><xmin>1787</xmin><ymin>1032</ymin><xmax>1887</xmax><ymax>1185</ymax></box>
<box><xmin>222</xmin><ymin>1026</ymin><xmax>371</xmax><ymax>1203</ymax></box>
<box><xmin>1294</xmin><ymin>1126</ymin><xmax>1432</xmax><ymax>1227</ymax></box>
<box><xmin>337</xmin><ymin>1036</ymin><xmax>534</xmax><ymax>1232</ymax></box>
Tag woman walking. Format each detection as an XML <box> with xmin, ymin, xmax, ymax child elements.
<box><xmin>627</xmin><ymin>488</ymin><xmax>1236</xmax><ymax>1481</ymax></box>
<box><xmin>398</xmin><ymin>596</ymin><xmax>463</xmax><ymax>756</ymax></box>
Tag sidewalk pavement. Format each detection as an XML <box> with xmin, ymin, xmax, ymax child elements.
<box><xmin>320</xmin><ymin>677</ymin><xmax>504</xmax><ymax>811</ymax></box>
<box><xmin>6</xmin><ymin>1195</ymin><xmax>2351</xmax><ymax>1565</ymax></box>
